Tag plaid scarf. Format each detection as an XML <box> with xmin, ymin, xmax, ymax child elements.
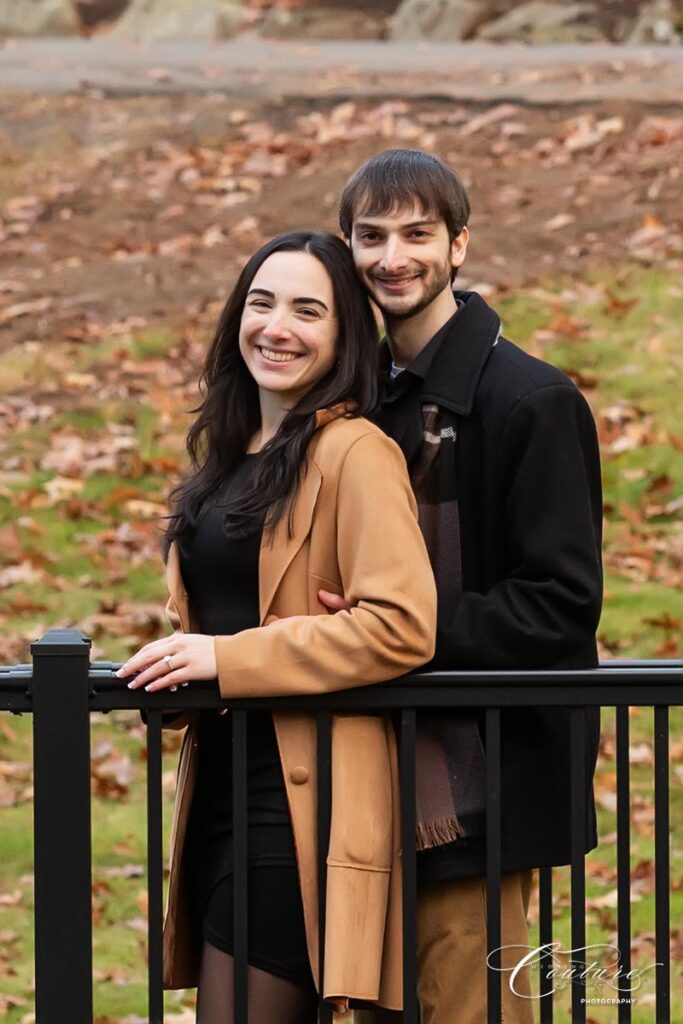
<box><xmin>412</xmin><ymin>404</ymin><xmax>487</xmax><ymax>851</ymax></box>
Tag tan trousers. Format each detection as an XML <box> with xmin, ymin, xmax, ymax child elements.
<box><xmin>354</xmin><ymin>871</ymin><xmax>535</xmax><ymax>1024</ymax></box>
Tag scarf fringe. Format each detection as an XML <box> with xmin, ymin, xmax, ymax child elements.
<box><xmin>415</xmin><ymin>814</ymin><xmax>465</xmax><ymax>852</ymax></box>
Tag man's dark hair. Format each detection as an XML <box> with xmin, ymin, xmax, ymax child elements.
<box><xmin>339</xmin><ymin>149</ymin><xmax>470</xmax><ymax>242</ymax></box>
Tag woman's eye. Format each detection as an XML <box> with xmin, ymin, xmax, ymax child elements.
<box><xmin>249</xmin><ymin>300</ymin><xmax>271</xmax><ymax>309</ymax></box>
<box><xmin>298</xmin><ymin>308</ymin><xmax>319</xmax><ymax>318</ymax></box>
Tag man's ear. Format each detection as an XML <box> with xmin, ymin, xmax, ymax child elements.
<box><xmin>450</xmin><ymin>226</ymin><xmax>469</xmax><ymax>271</ymax></box>
<box><xmin>341</xmin><ymin>233</ymin><xmax>351</xmax><ymax>249</ymax></box>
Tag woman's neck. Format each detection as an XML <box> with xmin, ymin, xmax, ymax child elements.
<box><xmin>248</xmin><ymin>389</ymin><xmax>293</xmax><ymax>453</ymax></box>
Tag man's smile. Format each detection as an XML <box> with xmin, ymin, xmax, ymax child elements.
<box><xmin>373</xmin><ymin>273</ymin><xmax>422</xmax><ymax>292</ymax></box>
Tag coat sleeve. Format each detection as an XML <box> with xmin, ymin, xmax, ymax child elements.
<box><xmin>432</xmin><ymin>382</ymin><xmax>603</xmax><ymax>669</ymax></box>
<box><xmin>213</xmin><ymin>432</ymin><xmax>437</xmax><ymax>697</ymax></box>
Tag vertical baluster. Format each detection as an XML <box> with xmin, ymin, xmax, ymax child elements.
<box><xmin>316</xmin><ymin>712</ymin><xmax>333</xmax><ymax>1024</ymax></box>
<box><xmin>615</xmin><ymin>705</ymin><xmax>632</xmax><ymax>1024</ymax></box>
<box><xmin>485</xmin><ymin>708</ymin><xmax>502</xmax><ymax>1024</ymax></box>
<box><xmin>538</xmin><ymin>866</ymin><xmax>554</xmax><ymax>1024</ymax></box>
<box><xmin>233</xmin><ymin>710</ymin><xmax>248</xmax><ymax>1024</ymax></box>
<box><xmin>400</xmin><ymin>708</ymin><xmax>418</xmax><ymax>1024</ymax></box>
<box><xmin>654</xmin><ymin>705</ymin><xmax>670</xmax><ymax>1023</ymax></box>
<box><xmin>570</xmin><ymin>708</ymin><xmax>586</xmax><ymax>1024</ymax></box>
<box><xmin>146</xmin><ymin>710</ymin><xmax>164</xmax><ymax>1023</ymax></box>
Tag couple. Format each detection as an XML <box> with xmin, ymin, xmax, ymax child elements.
<box><xmin>118</xmin><ymin>149</ymin><xmax>603</xmax><ymax>1024</ymax></box>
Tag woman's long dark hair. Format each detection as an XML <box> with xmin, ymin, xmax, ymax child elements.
<box><xmin>163</xmin><ymin>230</ymin><xmax>379</xmax><ymax>555</ymax></box>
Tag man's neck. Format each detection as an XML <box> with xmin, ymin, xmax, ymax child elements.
<box><xmin>385</xmin><ymin>287</ymin><xmax>458</xmax><ymax>368</ymax></box>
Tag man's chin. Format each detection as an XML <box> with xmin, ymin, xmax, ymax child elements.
<box><xmin>372</xmin><ymin>293</ymin><xmax>431</xmax><ymax>321</ymax></box>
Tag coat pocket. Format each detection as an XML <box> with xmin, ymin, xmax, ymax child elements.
<box><xmin>328</xmin><ymin>715</ymin><xmax>393</xmax><ymax>871</ymax></box>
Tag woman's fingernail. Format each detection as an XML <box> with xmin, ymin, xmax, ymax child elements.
<box><xmin>115</xmin><ymin>669</ymin><xmax>123</xmax><ymax>677</ymax></box>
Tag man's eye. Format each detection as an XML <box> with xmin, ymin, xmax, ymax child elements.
<box><xmin>359</xmin><ymin>233</ymin><xmax>380</xmax><ymax>243</ymax></box>
<box><xmin>410</xmin><ymin>231</ymin><xmax>430</xmax><ymax>239</ymax></box>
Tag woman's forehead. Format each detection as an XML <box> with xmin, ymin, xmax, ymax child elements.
<box><xmin>250</xmin><ymin>251</ymin><xmax>334</xmax><ymax>299</ymax></box>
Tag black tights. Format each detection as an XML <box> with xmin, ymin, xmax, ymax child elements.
<box><xmin>196</xmin><ymin>941</ymin><xmax>320</xmax><ymax>1024</ymax></box>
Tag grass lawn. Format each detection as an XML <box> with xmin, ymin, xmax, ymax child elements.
<box><xmin>0</xmin><ymin>265</ymin><xmax>681</xmax><ymax>1022</ymax></box>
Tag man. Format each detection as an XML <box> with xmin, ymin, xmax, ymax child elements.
<box><xmin>318</xmin><ymin>149</ymin><xmax>603</xmax><ymax>1023</ymax></box>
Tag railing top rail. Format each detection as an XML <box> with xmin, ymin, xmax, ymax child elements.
<box><xmin>1</xmin><ymin>652</ymin><xmax>681</xmax><ymax>712</ymax></box>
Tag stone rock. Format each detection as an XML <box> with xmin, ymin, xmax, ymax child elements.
<box><xmin>74</xmin><ymin>0</ymin><xmax>130</xmax><ymax>29</ymax></box>
<box><xmin>109</xmin><ymin>0</ymin><xmax>243</xmax><ymax>41</ymax></box>
<box><xmin>261</xmin><ymin>6</ymin><xmax>388</xmax><ymax>41</ymax></box>
<box><xmin>0</xmin><ymin>0</ymin><xmax>81</xmax><ymax>36</ymax></box>
<box><xmin>389</xmin><ymin>0</ymin><xmax>490</xmax><ymax>41</ymax></box>
<box><xmin>479</xmin><ymin>1</ymin><xmax>605</xmax><ymax>43</ymax></box>
<box><xmin>628</xmin><ymin>0</ymin><xmax>681</xmax><ymax>44</ymax></box>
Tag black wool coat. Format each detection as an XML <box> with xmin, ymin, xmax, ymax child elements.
<box><xmin>378</xmin><ymin>291</ymin><xmax>603</xmax><ymax>880</ymax></box>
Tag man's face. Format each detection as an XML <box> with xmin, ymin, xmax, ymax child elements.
<box><xmin>348</xmin><ymin>203</ymin><xmax>468</xmax><ymax>320</ymax></box>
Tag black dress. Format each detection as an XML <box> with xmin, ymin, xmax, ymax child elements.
<box><xmin>179</xmin><ymin>455</ymin><xmax>315</xmax><ymax>990</ymax></box>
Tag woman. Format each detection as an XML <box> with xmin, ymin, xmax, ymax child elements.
<box><xmin>117</xmin><ymin>231</ymin><xmax>436</xmax><ymax>1023</ymax></box>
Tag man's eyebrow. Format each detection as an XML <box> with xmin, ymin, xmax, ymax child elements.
<box><xmin>354</xmin><ymin>219</ymin><xmax>438</xmax><ymax>230</ymax></box>
<box><xmin>247</xmin><ymin>288</ymin><xmax>328</xmax><ymax>311</ymax></box>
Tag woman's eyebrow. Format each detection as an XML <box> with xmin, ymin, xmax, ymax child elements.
<box><xmin>294</xmin><ymin>297</ymin><xmax>328</xmax><ymax>311</ymax></box>
<box><xmin>247</xmin><ymin>288</ymin><xmax>328</xmax><ymax>312</ymax></box>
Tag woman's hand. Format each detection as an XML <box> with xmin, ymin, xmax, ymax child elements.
<box><xmin>116</xmin><ymin>634</ymin><xmax>217</xmax><ymax>692</ymax></box>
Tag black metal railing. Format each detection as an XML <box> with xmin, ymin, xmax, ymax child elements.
<box><xmin>0</xmin><ymin>629</ymin><xmax>681</xmax><ymax>1024</ymax></box>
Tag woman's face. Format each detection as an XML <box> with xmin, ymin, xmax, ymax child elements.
<box><xmin>238</xmin><ymin>251</ymin><xmax>338</xmax><ymax>406</ymax></box>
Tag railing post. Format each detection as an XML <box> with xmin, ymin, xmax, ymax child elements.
<box><xmin>31</xmin><ymin>629</ymin><xmax>93</xmax><ymax>1024</ymax></box>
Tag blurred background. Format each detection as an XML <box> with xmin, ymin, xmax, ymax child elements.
<box><xmin>0</xmin><ymin>2</ymin><xmax>681</xmax><ymax>1022</ymax></box>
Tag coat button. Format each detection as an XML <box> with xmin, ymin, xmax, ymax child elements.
<box><xmin>289</xmin><ymin>765</ymin><xmax>309</xmax><ymax>785</ymax></box>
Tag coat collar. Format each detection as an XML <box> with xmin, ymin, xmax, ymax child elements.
<box><xmin>258</xmin><ymin>461</ymin><xmax>321</xmax><ymax>622</ymax></box>
<box><xmin>260</xmin><ymin>401</ymin><xmax>355</xmax><ymax>619</ymax></box>
<box><xmin>166</xmin><ymin>401</ymin><xmax>354</xmax><ymax>629</ymax></box>
<box><xmin>380</xmin><ymin>291</ymin><xmax>502</xmax><ymax>417</ymax></box>
<box><xmin>421</xmin><ymin>291</ymin><xmax>501</xmax><ymax>415</ymax></box>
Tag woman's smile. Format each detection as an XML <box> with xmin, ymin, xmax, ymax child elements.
<box><xmin>256</xmin><ymin>345</ymin><xmax>304</xmax><ymax>364</ymax></box>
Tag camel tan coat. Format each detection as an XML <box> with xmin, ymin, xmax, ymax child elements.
<box><xmin>161</xmin><ymin>408</ymin><xmax>437</xmax><ymax>1010</ymax></box>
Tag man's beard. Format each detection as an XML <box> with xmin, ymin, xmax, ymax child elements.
<box><xmin>370</xmin><ymin>262</ymin><xmax>453</xmax><ymax>322</ymax></box>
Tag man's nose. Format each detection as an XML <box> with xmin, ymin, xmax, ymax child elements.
<box><xmin>379</xmin><ymin>236</ymin><xmax>409</xmax><ymax>273</ymax></box>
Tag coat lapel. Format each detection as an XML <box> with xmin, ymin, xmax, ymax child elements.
<box><xmin>258</xmin><ymin>461</ymin><xmax>322</xmax><ymax>624</ymax></box>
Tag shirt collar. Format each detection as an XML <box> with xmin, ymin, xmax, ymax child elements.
<box><xmin>379</xmin><ymin>305</ymin><xmax>461</xmax><ymax>383</ymax></box>
<box><xmin>379</xmin><ymin>292</ymin><xmax>502</xmax><ymax>416</ymax></box>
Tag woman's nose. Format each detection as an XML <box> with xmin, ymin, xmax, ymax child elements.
<box><xmin>261</xmin><ymin>312</ymin><xmax>292</xmax><ymax>340</ymax></box>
